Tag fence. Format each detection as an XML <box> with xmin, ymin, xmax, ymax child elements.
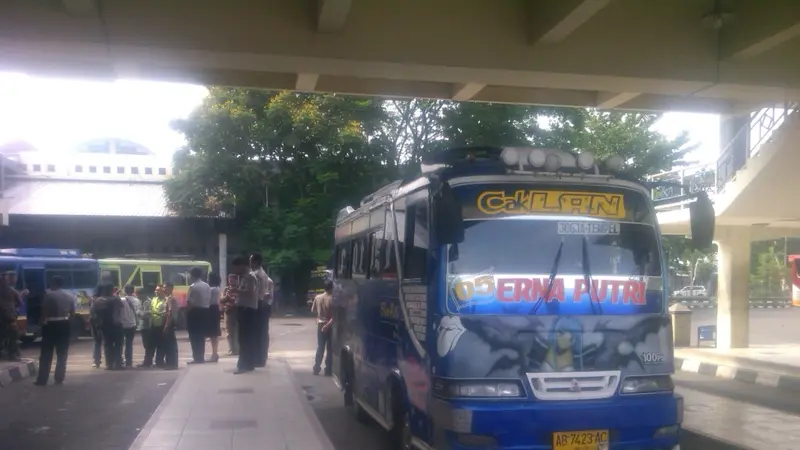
<box><xmin>668</xmin><ymin>296</ymin><xmax>791</xmax><ymax>310</ymax></box>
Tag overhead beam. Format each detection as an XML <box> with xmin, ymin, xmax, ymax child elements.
<box><xmin>295</xmin><ymin>73</ymin><xmax>319</xmax><ymax>92</ymax></box>
<box><xmin>61</xmin><ymin>0</ymin><xmax>99</xmax><ymax>16</ymax></box>
<box><xmin>317</xmin><ymin>0</ymin><xmax>352</xmax><ymax>33</ymax></box>
<box><xmin>451</xmin><ymin>83</ymin><xmax>486</xmax><ymax>101</ymax></box>
<box><xmin>528</xmin><ymin>0</ymin><xmax>612</xmax><ymax>44</ymax></box>
<box><xmin>721</xmin><ymin>1</ymin><xmax>800</xmax><ymax>60</ymax></box>
<box><xmin>595</xmin><ymin>91</ymin><xmax>639</xmax><ymax>109</ymax></box>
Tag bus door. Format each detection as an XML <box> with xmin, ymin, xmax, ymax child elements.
<box><xmin>101</xmin><ymin>265</ymin><xmax>122</xmax><ymax>288</ymax></box>
<box><xmin>21</xmin><ymin>263</ymin><xmax>45</xmax><ymax>335</ymax></box>
<box><xmin>140</xmin><ymin>265</ymin><xmax>162</xmax><ymax>296</ymax></box>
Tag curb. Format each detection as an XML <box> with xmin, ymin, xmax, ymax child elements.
<box><xmin>0</xmin><ymin>359</ymin><xmax>38</xmax><ymax>387</ymax></box>
<box><xmin>279</xmin><ymin>358</ymin><xmax>336</xmax><ymax>450</ymax></box>
<box><xmin>676</xmin><ymin>357</ymin><xmax>800</xmax><ymax>392</ymax></box>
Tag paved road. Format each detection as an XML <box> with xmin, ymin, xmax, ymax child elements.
<box><xmin>690</xmin><ymin>307</ymin><xmax>800</xmax><ymax>346</ymax></box>
<box><xmin>2</xmin><ymin>311</ymin><xmax>781</xmax><ymax>450</ymax></box>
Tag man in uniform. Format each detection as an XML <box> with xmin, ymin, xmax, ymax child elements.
<box><xmin>161</xmin><ymin>282</ymin><xmax>180</xmax><ymax>370</ymax></box>
<box><xmin>250</xmin><ymin>253</ymin><xmax>273</xmax><ymax>367</ymax></box>
<box><xmin>34</xmin><ymin>276</ymin><xmax>76</xmax><ymax>386</ymax></box>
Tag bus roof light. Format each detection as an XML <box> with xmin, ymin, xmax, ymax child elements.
<box><xmin>543</xmin><ymin>153</ymin><xmax>562</xmax><ymax>172</ymax></box>
<box><xmin>501</xmin><ymin>148</ymin><xmax>520</xmax><ymax>166</ymax></box>
<box><xmin>605</xmin><ymin>155</ymin><xmax>624</xmax><ymax>172</ymax></box>
<box><xmin>528</xmin><ymin>149</ymin><xmax>547</xmax><ymax>168</ymax></box>
<box><xmin>577</xmin><ymin>152</ymin><xmax>595</xmax><ymax>170</ymax></box>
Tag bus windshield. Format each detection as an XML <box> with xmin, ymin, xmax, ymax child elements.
<box><xmin>446</xmin><ymin>183</ymin><xmax>663</xmax><ymax>316</ymax></box>
<box><xmin>45</xmin><ymin>262</ymin><xmax>99</xmax><ymax>289</ymax></box>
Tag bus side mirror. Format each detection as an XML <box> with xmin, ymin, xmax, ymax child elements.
<box><xmin>689</xmin><ymin>192</ymin><xmax>715</xmax><ymax>251</ymax></box>
<box><xmin>433</xmin><ymin>182</ymin><xmax>464</xmax><ymax>245</ymax></box>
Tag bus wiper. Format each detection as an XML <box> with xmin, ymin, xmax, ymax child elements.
<box><xmin>582</xmin><ymin>236</ymin><xmax>603</xmax><ymax>315</ymax></box>
<box><xmin>531</xmin><ymin>241</ymin><xmax>563</xmax><ymax>315</ymax></box>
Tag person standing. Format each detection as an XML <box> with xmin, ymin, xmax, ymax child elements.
<box><xmin>89</xmin><ymin>285</ymin><xmax>104</xmax><ymax>368</ymax></box>
<box><xmin>186</xmin><ymin>267</ymin><xmax>211</xmax><ymax>364</ymax></box>
<box><xmin>0</xmin><ymin>275</ymin><xmax>21</xmax><ymax>362</ymax></box>
<box><xmin>135</xmin><ymin>287</ymin><xmax>156</xmax><ymax>368</ymax></box>
<box><xmin>207</xmin><ymin>272</ymin><xmax>222</xmax><ymax>363</ymax></box>
<box><xmin>230</xmin><ymin>256</ymin><xmax>258</xmax><ymax>374</ymax></box>
<box><xmin>4</xmin><ymin>271</ymin><xmax>25</xmax><ymax>361</ymax></box>
<box><xmin>149</xmin><ymin>285</ymin><xmax>168</xmax><ymax>368</ymax></box>
<box><xmin>98</xmin><ymin>284</ymin><xmax>124</xmax><ymax>370</ymax></box>
<box><xmin>118</xmin><ymin>285</ymin><xmax>139</xmax><ymax>368</ymax></box>
<box><xmin>34</xmin><ymin>276</ymin><xmax>75</xmax><ymax>386</ymax></box>
<box><xmin>221</xmin><ymin>274</ymin><xmax>239</xmax><ymax>356</ymax></box>
<box><xmin>311</xmin><ymin>280</ymin><xmax>334</xmax><ymax>376</ymax></box>
<box><xmin>161</xmin><ymin>282</ymin><xmax>180</xmax><ymax>370</ymax></box>
<box><xmin>250</xmin><ymin>253</ymin><xmax>273</xmax><ymax>367</ymax></box>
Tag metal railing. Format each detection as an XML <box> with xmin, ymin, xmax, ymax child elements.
<box><xmin>651</xmin><ymin>103</ymin><xmax>798</xmax><ymax>211</ymax></box>
<box><xmin>668</xmin><ymin>296</ymin><xmax>791</xmax><ymax>309</ymax></box>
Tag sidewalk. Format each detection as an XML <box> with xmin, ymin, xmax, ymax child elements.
<box><xmin>0</xmin><ymin>358</ymin><xmax>37</xmax><ymax>387</ymax></box>
<box><xmin>128</xmin><ymin>359</ymin><xmax>334</xmax><ymax>450</ymax></box>
<box><xmin>676</xmin><ymin>345</ymin><xmax>800</xmax><ymax>392</ymax></box>
<box><xmin>680</xmin><ymin>385</ymin><xmax>800</xmax><ymax>449</ymax></box>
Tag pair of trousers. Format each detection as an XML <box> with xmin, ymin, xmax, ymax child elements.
<box><xmin>187</xmin><ymin>307</ymin><xmax>209</xmax><ymax>362</ymax></box>
<box><xmin>161</xmin><ymin>326</ymin><xmax>179</xmax><ymax>368</ymax></box>
<box><xmin>141</xmin><ymin>327</ymin><xmax>158</xmax><ymax>366</ymax></box>
<box><xmin>0</xmin><ymin>320</ymin><xmax>19</xmax><ymax>360</ymax></box>
<box><xmin>314</xmin><ymin>324</ymin><xmax>332</xmax><ymax>373</ymax></box>
<box><xmin>225</xmin><ymin>310</ymin><xmax>239</xmax><ymax>354</ymax></box>
<box><xmin>256</xmin><ymin>302</ymin><xmax>271</xmax><ymax>366</ymax></box>
<box><xmin>91</xmin><ymin>322</ymin><xmax>103</xmax><ymax>366</ymax></box>
<box><xmin>122</xmin><ymin>327</ymin><xmax>136</xmax><ymax>366</ymax></box>
<box><xmin>236</xmin><ymin>306</ymin><xmax>257</xmax><ymax>371</ymax></box>
<box><xmin>102</xmin><ymin>325</ymin><xmax>123</xmax><ymax>369</ymax></box>
<box><xmin>37</xmin><ymin>321</ymin><xmax>71</xmax><ymax>384</ymax></box>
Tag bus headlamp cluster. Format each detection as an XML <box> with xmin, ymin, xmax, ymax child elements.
<box><xmin>499</xmin><ymin>147</ymin><xmax>622</xmax><ymax>173</ymax></box>
<box><xmin>620</xmin><ymin>375</ymin><xmax>674</xmax><ymax>394</ymax></box>
<box><xmin>435</xmin><ymin>378</ymin><xmax>524</xmax><ymax>398</ymax></box>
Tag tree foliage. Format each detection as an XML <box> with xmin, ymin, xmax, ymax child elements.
<box><xmin>165</xmin><ymin>90</ymin><xmax>694</xmax><ymax>305</ymax></box>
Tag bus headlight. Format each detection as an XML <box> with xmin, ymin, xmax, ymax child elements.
<box><xmin>434</xmin><ymin>378</ymin><xmax>524</xmax><ymax>398</ymax></box>
<box><xmin>620</xmin><ymin>375</ymin><xmax>674</xmax><ymax>394</ymax></box>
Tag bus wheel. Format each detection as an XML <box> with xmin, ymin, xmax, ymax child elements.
<box><xmin>389</xmin><ymin>385</ymin><xmax>411</xmax><ymax>450</ymax></box>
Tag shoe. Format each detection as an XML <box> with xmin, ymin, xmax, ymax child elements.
<box><xmin>207</xmin><ymin>355</ymin><xmax>219</xmax><ymax>363</ymax></box>
<box><xmin>136</xmin><ymin>363</ymin><xmax>152</xmax><ymax>368</ymax></box>
<box><xmin>33</xmin><ymin>381</ymin><xmax>46</xmax><ymax>386</ymax></box>
<box><xmin>54</xmin><ymin>381</ymin><xmax>64</xmax><ymax>386</ymax></box>
<box><xmin>313</xmin><ymin>366</ymin><xmax>321</xmax><ymax>376</ymax></box>
<box><xmin>187</xmin><ymin>360</ymin><xmax>204</xmax><ymax>365</ymax></box>
<box><xmin>324</xmin><ymin>370</ymin><xmax>332</xmax><ymax>377</ymax></box>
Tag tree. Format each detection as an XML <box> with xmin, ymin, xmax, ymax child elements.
<box><xmin>750</xmin><ymin>244</ymin><xmax>789</xmax><ymax>297</ymax></box>
<box><xmin>166</xmin><ymin>89</ymin><xmax>694</xmax><ymax>306</ymax></box>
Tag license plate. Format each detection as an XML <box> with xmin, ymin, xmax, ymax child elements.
<box><xmin>552</xmin><ymin>430</ymin><xmax>609</xmax><ymax>450</ymax></box>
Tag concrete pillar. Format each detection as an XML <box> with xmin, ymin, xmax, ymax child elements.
<box><xmin>669</xmin><ymin>303</ymin><xmax>692</xmax><ymax>348</ymax></box>
<box><xmin>218</xmin><ymin>233</ymin><xmax>228</xmax><ymax>289</ymax></box>
<box><xmin>715</xmin><ymin>226</ymin><xmax>751</xmax><ymax>349</ymax></box>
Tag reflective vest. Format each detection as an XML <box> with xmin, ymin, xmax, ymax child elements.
<box><xmin>151</xmin><ymin>296</ymin><xmax>167</xmax><ymax>327</ymax></box>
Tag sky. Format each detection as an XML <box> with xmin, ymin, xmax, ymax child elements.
<box><xmin>0</xmin><ymin>72</ymin><xmax>719</xmax><ymax>166</ymax></box>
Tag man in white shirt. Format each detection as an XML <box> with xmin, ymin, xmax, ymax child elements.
<box><xmin>119</xmin><ymin>285</ymin><xmax>140</xmax><ymax>368</ymax></box>
<box><xmin>186</xmin><ymin>267</ymin><xmax>211</xmax><ymax>364</ymax></box>
<box><xmin>250</xmin><ymin>253</ymin><xmax>273</xmax><ymax>368</ymax></box>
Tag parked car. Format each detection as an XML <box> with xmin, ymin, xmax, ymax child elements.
<box><xmin>672</xmin><ymin>285</ymin><xmax>708</xmax><ymax>297</ymax></box>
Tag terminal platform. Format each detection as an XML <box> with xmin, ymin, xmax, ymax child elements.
<box><xmin>128</xmin><ymin>358</ymin><xmax>334</xmax><ymax>450</ymax></box>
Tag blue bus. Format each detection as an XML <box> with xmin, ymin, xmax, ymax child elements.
<box><xmin>0</xmin><ymin>248</ymin><xmax>99</xmax><ymax>341</ymax></box>
<box><xmin>330</xmin><ymin>147</ymin><xmax>714</xmax><ymax>450</ymax></box>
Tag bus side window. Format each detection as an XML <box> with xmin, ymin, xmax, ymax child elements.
<box><xmin>370</xmin><ymin>228</ymin><xmax>383</xmax><ymax>277</ymax></box>
<box><xmin>352</xmin><ymin>237</ymin><xmax>369</xmax><ymax>278</ymax></box>
<box><xmin>381</xmin><ymin>206</ymin><xmax>404</xmax><ymax>277</ymax></box>
<box><xmin>336</xmin><ymin>243</ymin><xmax>352</xmax><ymax>279</ymax></box>
<box><xmin>404</xmin><ymin>202</ymin><xmax>429</xmax><ymax>281</ymax></box>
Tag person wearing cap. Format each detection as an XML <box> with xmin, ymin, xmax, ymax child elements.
<box><xmin>34</xmin><ymin>276</ymin><xmax>76</xmax><ymax>386</ymax></box>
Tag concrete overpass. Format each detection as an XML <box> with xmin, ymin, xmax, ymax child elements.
<box><xmin>2</xmin><ymin>0</ymin><xmax>800</xmax><ymax>113</ymax></box>
<box><xmin>653</xmin><ymin>104</ymin><xmax>799</xmax><ymax>350</ymax></box>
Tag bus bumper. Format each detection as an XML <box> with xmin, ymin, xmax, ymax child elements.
<box><xmin>429</xmin><ymin>392</ymin><xmax>681</xmax><ymax>450</ymax></box>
